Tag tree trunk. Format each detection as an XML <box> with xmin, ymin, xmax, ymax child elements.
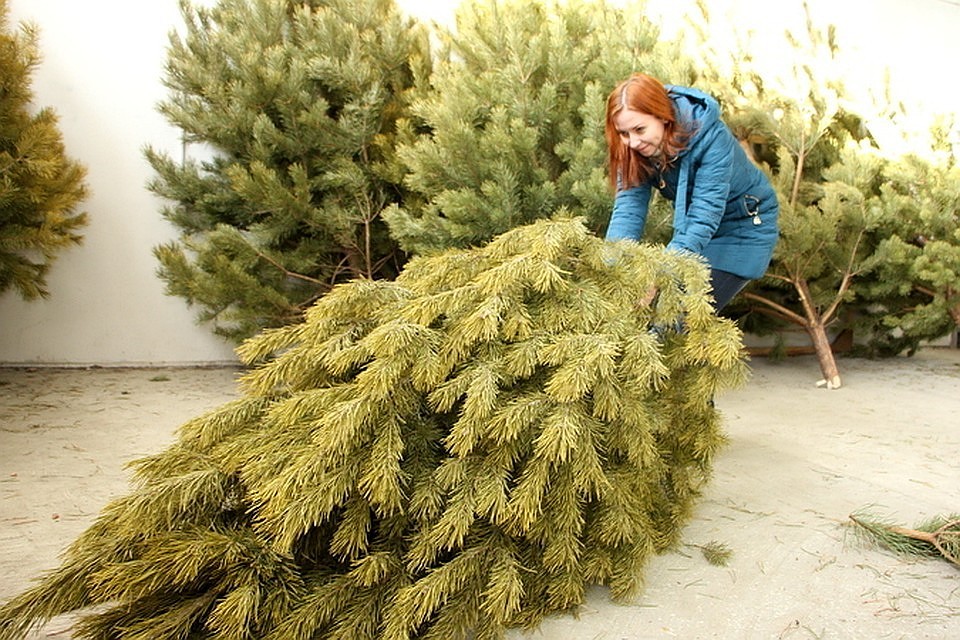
<box><xmin>806</xmin><ymin>320</ymin><xmax>841</xmax><ymax>389</ymax></box>
<box><xmin>793</xmin><ymin>279</ymin><xmax>842</xmax><ymax>389</ymax></box>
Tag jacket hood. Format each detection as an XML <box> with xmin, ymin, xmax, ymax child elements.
<box><xmin>661</xmin><ymin>85</ymin><xmax>722</xmax><ymax>235</ymax></box>
<box><xmin>665</xmin><ymin>85</ymin><xmax>721</xmax><ymax>138</ymax></box>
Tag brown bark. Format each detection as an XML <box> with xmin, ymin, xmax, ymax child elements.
<box><xmin>807</xmin><ymin>321</ymin><xmax>841</xmax><ymax>389</ymax></box>
<box><xmin>796</xmin><ymin>279</ymin><xmax>841</xmax><ymax>389</ymax></box>
<box><xmin>888</xmin><ymin>521</ymin><xmax>960</xmax><ymax>567</ymax></box>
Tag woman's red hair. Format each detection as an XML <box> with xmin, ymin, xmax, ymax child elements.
<box><xmin>605</xmin><ymin>73</ymin><xmax>688</xmax><ymax>191</ymax></box>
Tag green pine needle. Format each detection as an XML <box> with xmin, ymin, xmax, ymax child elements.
<box><xmin>0</xmin><ymin>218</ymin><xmax>747</xmax><ymax>639</ymax></box>
<box><xmin>688</xmin><ymin>541</ymin><xmax>733</xmax><ymax>567</ymax></box>
<box><xmin>848</xmin><ymin>509</ymin><xmax>960</xmax><ymax>567</ymax></box>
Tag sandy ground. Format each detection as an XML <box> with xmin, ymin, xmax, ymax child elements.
<box><xmin>1</xmin><ymin>350</ymin><xmax>958</xmax><ymax>639</ymax></box>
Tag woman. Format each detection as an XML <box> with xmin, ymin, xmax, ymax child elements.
<box><xmin>604</xmin><ymin>73</ymin><xmax>779</xmax><ymax>311</ymax></box>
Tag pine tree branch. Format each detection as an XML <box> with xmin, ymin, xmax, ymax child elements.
<box><xmin>887</xmin><ymin>521</ymin><xmax>960</xmax><ymax>566</ymax></box>
<box><xmin>741</xmin><ymin>290</ymin><xmax>807</xmax><ymax>326</ymax></box>
<box><xmin>849</xmin><ymin>512</ymin><xmax>960</xmax><ymax>568</ymax></box>
<box><xmin>252</xmin><ymin>246</ymin><xmax>325</xmax><ymax>286</ymax></box>
<box><xmin>353</xmin><ymin>189</ymin><xmax>380</xmax><ymax>278</ymax></box>
<box><xmin>790</xmin><ymin>133</ymin><xmax>806</xmax><ymax>207</ymax></box>
<box><xmin>821</xmin><ymin>226</ymin><xmax>867</xmax><ymax>325</ymax></box>
<box><xmin>820</xmin><ymin>269</ymin><xmax>856</xmax><ymax>327</ymax></box>
<box><xmin>950</xmin><ymin>302</ymin><xmax>960</xmax><ymax>327</ymax></box>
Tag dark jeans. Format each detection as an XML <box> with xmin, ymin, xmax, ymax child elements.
<box><xmin>709</xmin><ymin>269</ymin><xmax>750</xmax><ymax>311</ymax></box>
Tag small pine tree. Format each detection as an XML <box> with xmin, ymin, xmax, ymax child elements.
<box><xmin>750</xmin><ymin>139</ymin><xmax>886</xmax><ymax>388</ymax></box>
<box><xmin>859</xmin><ymin>150</ymin><xmax>960</xmax><ymax>353</ymax></box>
<box><xmin>0</xmin><ymin>217</ymin><xmax>747</xmax><ymax>640</ymax></box>
<box><xmin>148</xmin><ymin>0</ymin><xmax>431</xmax><ymax>341</ymax></box>
<box><xmin>0</xmin><ymin>0</ymin><xmax>88</xmax><ymax>300</ymax></box>
<box><xmin>383</xmin><ymin>0</ymin><xmax>693</xmax><ymax>254</ymax></box>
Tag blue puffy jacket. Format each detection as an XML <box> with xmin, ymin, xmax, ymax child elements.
<box><xmin>605</xmin><ymin>85</ymin><xmax>779</xmax><ymax>280</ymax></box>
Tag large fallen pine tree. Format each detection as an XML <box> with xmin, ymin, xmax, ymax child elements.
<box><xmin>1</xmin><ymin>217</ymin><xmax>747</xmax><ymax>640</ymax></box>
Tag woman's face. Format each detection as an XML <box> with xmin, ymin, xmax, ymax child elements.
<box><xmin>614</xmin><ymin>108</ymin><xmax>665</xmax><ymax>158</ymax></box>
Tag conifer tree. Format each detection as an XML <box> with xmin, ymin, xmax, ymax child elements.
<box><xmin>383</xmin><ymin>0</ymin><xmax>692</xmax><ymax>254</ymax></box>
<box><xmin>858</xmin><ymin>150</ymin><xmax>960</xmax><ymax>354</ymax></box>
<box><xmin>0</xmin><ymin>0</ymin><xmax>88</xmax><ymax>300</ymax></box>
<box><xmin>0</xmin><ymin>217</ymin><xmax>747</xmax><ymax>640</ymax></box>
<box><xmin>148</xmin><ymin>0</ymin><xmax>430</xmax><ymax>341</ymax></box>
<box><xmin>746</xmin><ymin>137</ymin><xmax>887</xmax><ymax>388</ymax></box>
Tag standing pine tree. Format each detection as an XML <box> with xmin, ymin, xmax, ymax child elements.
<box><xmin>0</xmin><ymin>217</ymin><xmax>747</xmax><ymax>640</ymax></box>
<box><xmin>748</xmin><ymin>138</ymin><xmax>885</xmax><ymax>388</ymax></box>
<box><xmin>148</xmin><ymin>0</ymin><xmax>430</xmax><ymax>342</ymax></box>
<box><xmin>860</xmin><ymin>147</ymin><xmax>960</xmax><ymax>353</ymax></box>
<box><xmin>383</xmin><ymin>0</ymin><xmax>693</xmax><ymax>254</ymax></box>
<box><xmin>0</xmin><ymin>0</ymin><xmax>88</xmax><ymax>300</ymax></box>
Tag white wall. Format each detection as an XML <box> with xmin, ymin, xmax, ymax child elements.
<box><xmin>3</xmin><ymin>0</ymin><xmax>237</xmax><ymax>366</ymax></box>
<box><xmin>2</xmin><ymin>0</ymin><xmax>957</xmax><ymax>365</ymax></box>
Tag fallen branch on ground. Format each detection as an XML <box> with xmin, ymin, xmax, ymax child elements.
<box><xmin>848</xmin><ymin>510</ymin><xmax>960</xmax><ymax>568</ymax></box>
